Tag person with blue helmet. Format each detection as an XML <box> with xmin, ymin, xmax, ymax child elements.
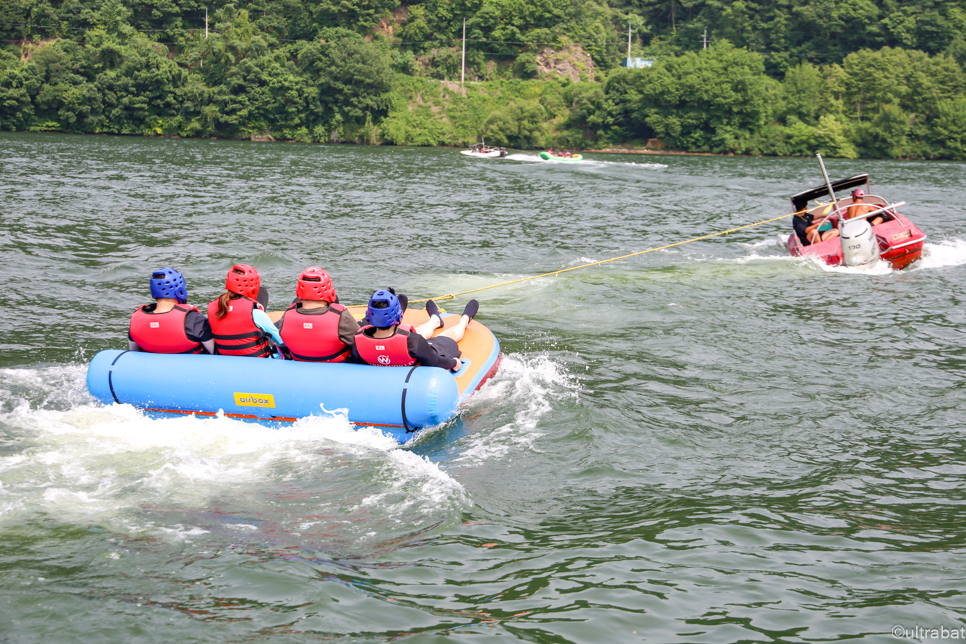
<box><xmin>129</xmin><ymin>268</ymin><xmax>214</xmax><ymax>354</ymax></box>
<box><xmin>352</xmin><ymin>288</ymin><xmax>479</xmax><ymax>371</ymax></box>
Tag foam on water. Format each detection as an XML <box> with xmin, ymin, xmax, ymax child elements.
<box><xmin>741</xmin><ymin>234</ymin><xmax>788</xmax><ymax>250</ymax></box>
<box><xmin>914</xmin><ymin>238</ymin><xmax>966</xmax><ymax>270</ymax></box>
<box><xmin>0</xmin><ymin>365</ymin><xmax>466</xmax><ymax>536</ymax></box>
<box><xmin>503</xmin><ymin>152</ymin><xmax>668</xmax><ymax>169</ymax></box>
<box><xmin>810</xmin><ymin>238</ymin><xmax>966</xmax><ymax>275</ymax></box>
<box><xmin>589</xmin><ymin>158</ymin><xmax>669</xmax><ymax>169</ymax></box>
<box><xmin>455</xmin><ymin>353</ymin><xmax>578</xmax><ymax>464</ymax></box>
<box><xmin>731</xmin><ymin>235</ymin><xmax>966</xmax><ymax>274</ymax></box>
<box><xmin>505</xmin><ymin>153</ymin><xmax>543</xmax><ymax>163</ymax></box>
<box><xmin>816</xmin><ymin>256</ymin><xmax>896</xmax><ymax>275</ymax></box>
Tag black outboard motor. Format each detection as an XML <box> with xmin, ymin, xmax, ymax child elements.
<box><xmin>499</xmin><ymin>148</ymin><xmax>507</xmax><ymax>158</ymax></box>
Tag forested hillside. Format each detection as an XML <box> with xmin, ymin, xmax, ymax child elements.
<box><xmin>1</xmin><ymin>0</ymin><xmax>965</xmax><ymax>158</ymax></box>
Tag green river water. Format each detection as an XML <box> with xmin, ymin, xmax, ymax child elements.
<box><xmin>1</xmin><ymin>132</ymin><xmax>965</xmax><ymax>643</ymax></box>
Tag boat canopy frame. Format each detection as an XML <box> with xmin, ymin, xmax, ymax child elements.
<box><xmin>791</xmin><ymin>174</ymin><xmax>870</xmax><ymax>212</ymax></box>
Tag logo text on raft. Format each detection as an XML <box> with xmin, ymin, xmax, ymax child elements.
<box><xmin>234</xmin><ymin>392</ymin><xmax>276</xmax><ymax>408</ymax></box>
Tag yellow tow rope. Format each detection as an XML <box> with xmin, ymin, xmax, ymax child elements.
<box><xmin>405</xmin><ymin>211</ymin><xmax>801</xmax><ymax>305</ymax></box>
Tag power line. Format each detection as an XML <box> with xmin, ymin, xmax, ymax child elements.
<box><xmin>0</xmin><ymin>21</ymin><xmax>632</xmax><ymax>48</ymax></box>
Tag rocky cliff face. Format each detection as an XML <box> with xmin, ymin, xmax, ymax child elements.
<box><xmin>535</xmin><ymin>45</ymin><xmax>595</xmax><ymax>83</ymax></box>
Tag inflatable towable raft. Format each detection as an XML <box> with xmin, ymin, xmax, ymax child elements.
<box><xmin>86</xmin><ymin>308</ymin><xmax>501</xmax><ymax>443</ymax></box>
<box><xmin>539</xmin><ymin>151</ymin><xmax>583</xmax><ymax>162</ymax></box>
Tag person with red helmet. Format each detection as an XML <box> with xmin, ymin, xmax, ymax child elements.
<box><xmin>846</xmin><ymin>188</ymin><xmax>883</xmax><ymax>226</ymax></box>
<box><xmin>275</xmin><ymin>267</ymin><xmax>360</xmax><ymax>363</ymax></box>
<box><xmin>352</xmin><ymin>289</ymin><xmax>479</xmax><ymax>371</ymax></box>
<box><xmin>207</xmin><ymin>264</ymin><xmax>285</xmax><ymax>358</ymax></box>
<box><xmin>129</xmin><ymin>268</ymin><xmax>214</xmax><ymax>354</ymax></box>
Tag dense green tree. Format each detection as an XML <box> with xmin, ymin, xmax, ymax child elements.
<box><xmin>632</xmin><ymin>43</ymin><xmax>775</xmax><ymax>153</ymax></box>
<box><xmin>813</xmin><ymin>114</ymin><xmax>857</xmax><ymax>158</ymax></box>
<box><xmin>598</xmin><ymin>67</ymin><xmax>650</xmax><ymax>143</ymax></box>
<box><xmin>299</xmin><ymin>29</ymin><xmax>394</xmax><ymax>132</ymax></box>
<box><xmin>91</xmin><ymin>33</ymin><xmax>185</xmax><ymax>133</ymax></box>
<box><xmin>0</xmin><ymin>0</ymin><xmax>964</xmax><ymax>159</ymax></box>
<box><xmin>482</xmin><ymin>99</ymin><xmax>548</xmax><ymax>147</ymax></box>
<box><xmin>0</xmin><ymin>58</ymin><xmax>35</xmax><ymax>130</ymax></box>
<box><xmin>857</xmin><ymin>103</ymin><xmax>910</xmax><ymax>158</ymax></box>
<box><xmin>841</xmin><ymin>47</ymin><xmax>965</xmax><ymax>121</ymax></box>
<box><xmin>780</xmin><ymin>62</ymin><xmax>820</xmax><ymax>125</ymax></box>
<box><xmin>926</xmin><ymin>98</ymin><xmax>966</xmax><ymax>160</ymax></box>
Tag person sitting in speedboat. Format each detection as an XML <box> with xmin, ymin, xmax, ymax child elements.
<box><xmin>129</xmin><ymin>268</ymin><xmax>214</xmax><ymax>354</ymax></box>
<box><xmin>276</xmin><ymin>267</ymin><xmax>359</xmax><ymax>363</ymax></box>
<box><xmin>793</xmin><ymin>210</ymin><xmax>840</xmax><ymax>246</ymax></box>
<box><xmin>352</xmin><ymin>289</ymin><xmax>478</xmax><ymax>372</ymax></box>
<box><xmin>208</xmin><ymin>264</ymin><xmax>285</xmax><ymax>358</ymax></box>
<box><xmin>846</xmin><ymin>189</ymin><xmax>884</xmax><ymax>226</ymax></box>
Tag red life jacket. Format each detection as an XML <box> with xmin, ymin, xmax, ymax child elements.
<box><xmin>279</xmin><ymin>302</ymin><xmax>351</xmax><ymax>363</ymax></box>
<box><xmin>129</xmin><ymin>304</ymin><xmax>205</xmax><ymax>354</ymax></box>
<box><xmin>354</xmin><ymin>325</ymin><xmax>417</xmax><ymax>366</ymax></box>
<box><xmin>207</xmin><ymin>296</ymin><xmax>272</xmax><ymax>358</ymax></box>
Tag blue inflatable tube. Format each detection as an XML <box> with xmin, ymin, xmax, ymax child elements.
<box><xmin>87</xmin><ymin>350</ymin><xmax>460</xmax><ymax>442</ymax></box>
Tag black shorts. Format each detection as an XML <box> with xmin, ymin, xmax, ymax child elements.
<box><xmin>427</xmin><ymin>336</ymin><xmax>461</xmax><ymax>359</ymax></box>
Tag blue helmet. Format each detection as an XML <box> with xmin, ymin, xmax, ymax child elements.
<box><xmin>150</xmin><ymin>268</ymin><xmax>187</xmax><ymax>304</ymax></box>
<box><xmin>367</xmin><ymin>289</ymin><xmax>403</xmax><ymax>328</ymax></box>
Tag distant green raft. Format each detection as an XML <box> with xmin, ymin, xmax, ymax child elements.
<box><xmin>539</xmin><ymin>151</ymin><xmax>583</xmax><ymax>162</ymax></box>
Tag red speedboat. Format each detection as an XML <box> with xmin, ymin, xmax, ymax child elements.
<box><xmin>786</xmin><ymin>173</ymin><xmax>926</xmax><ymax>270</ymax></box>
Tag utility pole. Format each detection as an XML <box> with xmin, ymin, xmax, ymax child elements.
<box><xmin>702</xmin><ymin>29</ymin><xmax>708</xmax><ymax>49</ymax></box>
<box><xmin>201</xmin><ymin>7</ymin><xmax>208</xmax><ymax>68</ymax></box>
<box><xmin>461</xmin><ymin>18</ymin><xmax>466</xmax><ymax>87</ymax></box>
<box><xmin>627</xmin><ymin>22</ymin><xmax>632</xmax><ymax>61</ymax></box>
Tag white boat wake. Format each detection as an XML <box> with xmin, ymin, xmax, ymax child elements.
<box><xmin>504</xmin><ymin>152</ymin><xmax>667</xmax><ymax>169</ymax></box>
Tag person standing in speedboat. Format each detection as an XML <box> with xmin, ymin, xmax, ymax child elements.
<box><xmin>129</xmin><ymin>268</ymin><xmax>214</xmax><ymax>355</ymax></box>
<box><xmin>207</xmin><ymin>264</ymin><xmax>285</xmax><ymax>358</ymax></box>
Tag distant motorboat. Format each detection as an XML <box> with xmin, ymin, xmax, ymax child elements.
<box><xmin>461</xmin><ymin>143</ymin><xmax>507</xmax><ymax>158</ymax></box>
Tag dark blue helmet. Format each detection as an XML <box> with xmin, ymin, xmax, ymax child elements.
<box><xmin>367</xmin><ymin>289</ymin><xmax>402</xmax><ymax>328</ymax></box>
<box><xmin>150</xmin><ymin>268</ymin><xmax>187</xmax><ymax>304</ymax></box>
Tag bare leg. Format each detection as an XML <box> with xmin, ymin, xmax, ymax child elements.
<box><xmin>821</xmin><ymin>229</ymin><xmax>840</xmax><ymax>241</ymax></box>
<box><xmin>413</xmin><ymin>318</ymin><xmax>440</xmax><ymax>340</ymax></box>
<box><xmin>438</xmin><ymin>315</ymin><xmax>470</xmax><ymax>342</ymax></box>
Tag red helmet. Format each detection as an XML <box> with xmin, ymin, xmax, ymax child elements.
<box><xmin>225</xmin><ymin>264</ymin><xmax>260</xmax><ymax>299</ymax></box>
<box><xmin>852</xmin><ymin>188</ymin><xmax>865</xmax><ymax>198</ymax></box>
<box><xmin>296</xmin><ymin>267</ymin><xmax>337</xmax><ymax>302</ymax></box>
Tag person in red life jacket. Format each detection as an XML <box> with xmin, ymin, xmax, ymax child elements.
<box><xmin>207</xmin><ymin>264</ymin><xmax>285</xmax><ymax>358</ymax></box>
<box><xmin>129</xmin><ymin>268</ymin><xmax>214</xmax><ymax>354</ymax></box>
<box><xmin>276</xmin><ymin>267</ymin><xmax>360</xmax><ymax>363</ymax></box>
<box><xmin>352</xmin><ymin>289</ymin><xmax>479</xmax><ymax>372</ymax></box>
